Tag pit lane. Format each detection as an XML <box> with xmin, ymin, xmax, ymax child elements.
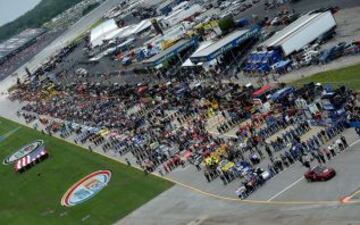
<box><xmin>162</xmin><ymin>125</ymin><xmax>360</xmax><ymax>205</ymax></box>
<box><xmin>247</xmin><ymin>139</ymin><xmax>360</xmax><ymax>203</ymax></box>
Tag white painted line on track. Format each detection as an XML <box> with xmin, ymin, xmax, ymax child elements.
<box><xmin>349</xmin><ymin>139</ymin><xmax>360</xmax><ymax>148</ymax></box>
<box><xmin>0</xmin><ymin>127</ymin><xmax>21</xmax><ymax>141</ymax></box>
<box><xmin>267</xmin><ymin>138</ymin><xmax>360</xmax><ymax>202</ymax></box>
<box><xmin>267</xmin><ymin>176</ymin><xmax>304</xmax><ymax>202</ymax></box>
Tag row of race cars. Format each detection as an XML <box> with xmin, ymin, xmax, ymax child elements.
<box><xmin>36</xmin><ymin>117</ymin><xmax>338</xmax><ymax>200</ymax></box>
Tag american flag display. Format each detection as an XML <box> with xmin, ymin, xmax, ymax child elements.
<box><xmin>14</xmin><ymin>147</ymin><xmax>48</xmax><ymax>172</ymax></box>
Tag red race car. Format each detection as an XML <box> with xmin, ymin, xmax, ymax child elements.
<box><xmin>304</xmin><ymin>165</ymin><xmax>336</xmax><ymax>182</ymax></box>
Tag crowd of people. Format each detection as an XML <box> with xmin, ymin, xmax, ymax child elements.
<box><xmin>8</xmin><ymin>55</ymin><xmax>360</xmax><ymax>197</ymax></box>
<box><xmin>0</xmin><ymin>31</ymin><xmax>61</xmax><ymax>80</ymax></box>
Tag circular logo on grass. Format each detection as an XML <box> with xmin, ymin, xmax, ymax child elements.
<box><xmin>3</xmin><ymin>140</ymin><xmax>44</xmax><ymax>165</ymax></box>
<box><xmin>61</xmin><ymin>170</ymin><xmax>112</xmax><ymax>207</ymax></box>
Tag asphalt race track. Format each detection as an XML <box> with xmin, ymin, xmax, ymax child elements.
<box><xmin>119</xmin><ymin>186</ymin><xmax>360</xmax><ymax>225</ymax></box>
<box><xmin>118</xmin><ymin>140</ymin><xmax>360</xmax><ymax>225</ymax></box>
<box><xmin>252</xmin><ymin>140</ymin><xmax>360</xmax><ymax>202</ymax></box>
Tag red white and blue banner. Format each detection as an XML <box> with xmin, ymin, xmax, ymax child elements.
<box><xmin>2</xmin><ymin>140</ymin><xmax>49</xmax><ymax>172</ymax></box>
<box><xmin>3</xmin><ymin>140</ymin><xmax>44</xmax><ymax>165</ymax></box>
<box><xmin>14</xmin><ymin>147</ymin><xmax>48</xmax><ymax>172</ymax></box>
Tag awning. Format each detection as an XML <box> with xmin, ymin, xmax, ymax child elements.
<box><xmin>181</xmin><ymin>150</ymin><xmax>193</xmax><ymax>160</ymax></box>
<box><xmin>252</xmin><ymin>84</ymin><xmax>272</xmax><ymax>97</ymax></box>
<box><xmin>181</xmin><ymin>41</ymin><xmax>214</xmax><ymax>67</ymax></box>
<box><xmin>143</xmin><ymin>38</ymin><xmax>198</xmax><ymax>67</ymax></box>
<box><xmin>190</xmin><ymin>27</ymin><xmax>260</xmax><ymax>63</ymax></box>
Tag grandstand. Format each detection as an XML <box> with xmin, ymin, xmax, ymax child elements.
<box><xmin>0</xmin><ymin>28</ymin><xmax>45</xmax><ymax>64</ymax></box>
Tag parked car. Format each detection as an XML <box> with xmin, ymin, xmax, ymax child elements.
<box><xmin>220</xmin><ymin>1</ymin><xmax>232</xmax><ymax>10</ymax></box>
<box><xmin>255</xmin><ymin>167</ymin><xmax>272</xmax><ymax>180</ymax></box>
<box><xmin>304</xmin><ymin>165</ymin><xmax>336</xmax><ymax>182</ymax></box>
<box><xmin>121</xmin><ymin>56</ymin><xmax>132</xmax><ymax>66</ymax></box>
<box><xmin>319</xmin><ymin>43</ymin><xmax>344</xmax><ymax>64</ymax></box>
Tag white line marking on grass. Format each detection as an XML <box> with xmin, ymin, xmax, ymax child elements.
<box><xmin>0</xmin><ymin>127</ymin><xmax>21</xmax><ymax>142</ymax></box>
<box><xmin>267</xmin><ymin>176</ymin><xmax>304</xmax><ymax>202</ymax></box>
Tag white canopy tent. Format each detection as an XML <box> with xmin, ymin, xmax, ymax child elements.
<box><xmin>90</xmin><ymin>19</ymin><xmax>119</xmax><ymax>47</ymax></box>
<box><xmin>261</xmin><ymin>11</ymin><xmax>336</xmax><ymax>56</ymax></box>
<box><xmin>144</xmin><ymin>21</ymin><xmax>192</xmax><ymax>50</ymax></box>
<box><xmin>90</xmin><ymin>18</ymin><xmax>153</xmax><ymax>48</ymax></box>
<box><xmin>161</xmin><ymin>4</ymin><xmax>203</xmax><ymax>27</ymax></box>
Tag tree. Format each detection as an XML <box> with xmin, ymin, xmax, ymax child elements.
<box><xmin>218</xmin><ymin>16</ymin><xmax>235</xmax><ymax>34</ymax></box>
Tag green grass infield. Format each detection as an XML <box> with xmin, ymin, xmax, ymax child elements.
<box><xmin>0</xmin><ymin>117</ymin><xmax>173</xmax><ymax>225</ymax></box>
<box><xmin>292</xmin><ymin>63</ymin><xmax>360</xmax><ymax>90</ymax></box>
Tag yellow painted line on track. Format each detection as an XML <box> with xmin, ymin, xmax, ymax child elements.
<box><xmin>341</xmin><ymin>189</ymin><xmax>360</xmax><ymax>204</ymax></box>
<box><xmin>81</xmin><ymin>138</ymin><xmax>360</xmax><ymax>206</ymax></box>
<box><xmin>89</xmin><ymin>150</ymin><xmax>348</xmax><ymax>206</ymax></box>
<box><xmin>2</xmin><ymin>116</ymin><xmax>360</xmax><ymax>206</ymax></box>
<box><xmin>349</xmin><ymin>190</ymin><xmax>360</xmax><ymax>199</ymax></box>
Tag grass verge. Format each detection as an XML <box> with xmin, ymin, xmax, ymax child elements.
<box><xmin>292</xmin><ymin>63</ymin><xmax>360</xmax><ymax>90</ymax></box>
<box><xmin>0</xmin><ymin>117</ymin><xmax>173</xmax><ymax>225</ymax></box>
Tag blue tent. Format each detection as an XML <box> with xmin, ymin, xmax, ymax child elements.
<box><xmin>350</xmin><ymin>121</ymin><xmax>360</xmax><ymax>128</ymax></box>
<box><xmin>271</xmin><ymin>86</ymin><xmax>295</xmax><ymax>101</ymax></box>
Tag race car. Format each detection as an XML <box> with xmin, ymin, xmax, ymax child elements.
<box><xmin>255</xmin><ymin>168</ymin><xmax>271</xmax><ymax>181</ymax></box>
<box><xmin>234</xmin><ymin>161</ymin><xmax>252</xmax><ymax>177</ymax></box>
<box><xmin>219</xmin><ymin>159</ymin><xmax>235</xmax><ymax>172</ymax></box>
<box><xmin>304</xmin><ymin>165</ymin><xmax>336</xmax><ymax>182</ymax></box>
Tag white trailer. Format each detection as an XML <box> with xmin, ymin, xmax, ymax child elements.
<box><xmin>262</xmin><ymin>11</ymin><xmax>336</xmax><ymax>56</ymax></box>
<box><xmin>161</xmin><ymin>4</ymin><xmax>203</xmax><ymax>27</ymax></box>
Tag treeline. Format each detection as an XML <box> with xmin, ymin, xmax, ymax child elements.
<box><xmin>0</xmin><ymin>0</ymin><xmax>84</xmax><ymax>42</ymax></box>
<box><xmin>82</xmin><ymin>2</ymin><xmax>101</xmax><ymax>16</ymax></box>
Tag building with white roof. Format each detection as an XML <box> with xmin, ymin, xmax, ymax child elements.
<box><xmin>181</xmin><ymin>41</ymin><xmax>214</xmax><ymax>67</ymax></box>
<box><xmin>261</xmin><ymin>11</ymin><xmax>336</xmax><ymax>56</ymax></box>
<box><xmin>0</xmin><ymin>28</ymin><xmax>45</xmax><ymax>62</ymax></box>
<box><xmin>90</xmin><ymin>18</ymin><xmax>153</xmax><ymax>48</ymax></box>
<box><xmin>190</xmin><ymin>28</ymin><xmax>260</xmax><ymax>63</ymax></box>
<box><xmin>161</xmin><ymin>4</ymin><xmax>203</xmax><ymax>28</ymax></box>
<box><xmin>90</xmin><ymin>19</ymin><xmax>119</xmax><ymax>47</ymax></box>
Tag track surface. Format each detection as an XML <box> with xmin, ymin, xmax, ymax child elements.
<box><xmin>118</xmin><ymin>140</ymin><xmax>360</xmax><ymax>225</ymax></box>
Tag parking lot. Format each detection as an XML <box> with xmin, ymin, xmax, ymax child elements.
<box><xmin>46</xmin><ymin>6</ymin><xmax>360</xmax><ymax>92</ymax></box>
<box><xmin>321</xmin><ymin>7</ymin><xmax>360</xmax><ymax>48</ymax></box>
